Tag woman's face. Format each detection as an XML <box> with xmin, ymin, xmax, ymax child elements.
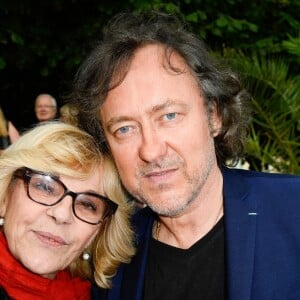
<box><xmin>2</xmin><ymin>166</ymin><xmax>104</xmax><ymax>279</ymax></box>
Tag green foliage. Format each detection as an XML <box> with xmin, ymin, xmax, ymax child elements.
<box><xmin>227</xmin><ymin>51</ymin><xmax>300</xmax><ymax>174</ymax></box>
<box><xmin>0</xmin><ymin>57</ymin><xmax>6</xmax><ymax>70</ymax></box>
<box><xmin>282</xmin><ymin>33</ymin><xmax>300</xmax><ymax>67</ymax></box>
<box><xmin>0</xmin><ymin>0</ymin><xmax>299</xmax><ymax>173</ymax></box>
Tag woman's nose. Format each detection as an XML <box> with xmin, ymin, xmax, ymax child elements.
<box><xmin>46</xmin><ymin>195</ymin><xmax>73</xmax><ymax>224</ymax></box>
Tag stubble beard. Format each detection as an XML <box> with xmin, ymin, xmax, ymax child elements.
<box><xmin>131</xmin><ymin>143</ymin><xmax>216</xmax><ymax>217</ymax></box>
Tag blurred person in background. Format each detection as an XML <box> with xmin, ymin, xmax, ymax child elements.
<box><xmin>0</xmin><ymin>106</ymin><xmax>19</xmax><ymax>153</ymax></box>
<box><xmin>35</xmin><ymin>94</ymin><xmax>57</xmax><ymax>122</ymax></box>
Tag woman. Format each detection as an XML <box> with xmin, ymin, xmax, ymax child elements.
<box><xmin>0</xmin><ymin>121</ymin><xmax>135</xmax><ymax>299</ymax></box>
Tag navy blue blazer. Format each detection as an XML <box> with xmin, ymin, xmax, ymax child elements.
<box><xmin>92</xmin><ymin>168</ymin><xmax>300</xmax><ymax>300</ymax></box>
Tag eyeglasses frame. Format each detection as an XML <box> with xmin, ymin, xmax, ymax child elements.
<box><xmin>13</xmin><ymin>167</ymin><xmax>118</xmax><ymax>225</ymax></box>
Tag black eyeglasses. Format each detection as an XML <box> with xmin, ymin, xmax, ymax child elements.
<box><xmin>14</xmin><ymin>167</ymin><xmax>118</xmax><ymax>225</ymax></box>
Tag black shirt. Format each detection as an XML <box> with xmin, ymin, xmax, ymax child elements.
<box><xmin>144</xmin><ymin>217</ymin><xmax>225</xmax><ymax>300</ymax></box>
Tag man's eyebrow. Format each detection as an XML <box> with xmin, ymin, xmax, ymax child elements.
<box><xmin>151</xmin><ymin>99</ymin><xmax>189</xmax><ymax>113</ymax></box>
<box><xmin>105</xmin><ymin>116</ymin><xmax>135</xmax><ymax>131</ymax></box>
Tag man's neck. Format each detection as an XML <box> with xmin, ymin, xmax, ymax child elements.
<box><xmin>155</xmin><ymin>166</ymin><xmax>224</xmax><ymax>249</ymax></box>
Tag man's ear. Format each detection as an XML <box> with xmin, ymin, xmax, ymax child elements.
<box><xmin>210</xmin><ymin>102</ymin><xmax>222</xmax><ymax>137</ymax></box>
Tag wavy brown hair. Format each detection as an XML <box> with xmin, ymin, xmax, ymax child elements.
<box><xmin>69</xmin><ymin>10</ymin><xmax>252</xmax><ymax>166</ymax></box>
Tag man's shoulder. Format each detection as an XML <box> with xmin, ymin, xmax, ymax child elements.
<box><xmin>223</xmin><ymin>167</ymin><xmax>300</xmax><ymax>216</ymax></box>
<box><xmin>223</xmin><ymin>167</ymin><xmax>300</xmax><ymax>184</ymax></box>
<box><xmin>223</xmin><ymin>167</ymin><xmax>300</xmax><ymax>203</ymax></box>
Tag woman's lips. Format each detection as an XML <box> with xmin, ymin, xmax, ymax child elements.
<box><xmin>34</xmin><ymin>231</ymin><xmax>68</xmax><ymax>247</ymax></box>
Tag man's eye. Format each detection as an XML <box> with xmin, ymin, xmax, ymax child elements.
<box><xmin>164</xmin><ymin>112</ymin><xmax>177</xmax><ymax>120</ymax></box>
<box><xmin>116</xmin><ymin>126</ymin><xmax>130</xmax><ymax>135</ymax></box>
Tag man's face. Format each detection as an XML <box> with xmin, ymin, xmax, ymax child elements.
<box><xmin>35</xmin><ymin>95</ymin><xmax>57</xmax><ymax>122</ymax></box>
<box><xmin>100</xmin><ymin>44</ymin><xmax>221</xmax><ymax>217</ymax></box>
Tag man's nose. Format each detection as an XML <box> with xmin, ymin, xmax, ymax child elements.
<box><xmin>138</xmin><ymin>126</ymin><xmax>167</xmax><ymax>162</ymax></box>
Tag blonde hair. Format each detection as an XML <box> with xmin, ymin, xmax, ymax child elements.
<box><xmin>0</xmin><ymin>121</ymin><xmax>135</xmax><ymax>288</ymax></box>
<box><xmin>59</xmin><ymin>103</ymin><xmax>79</xmax><ymax>126</ymax></box>
<box><xmin>0</xmin><ymin>107</ymin><xmax>8</xmax><ymax>137</ymax></box>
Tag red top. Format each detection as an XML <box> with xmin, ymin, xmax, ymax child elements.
<box><xmin>0</xmin><ymin>231</ymin><xmax>91</xmax><ymax>300</ymax></box>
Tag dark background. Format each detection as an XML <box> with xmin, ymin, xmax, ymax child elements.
<box><xmin>0</xmin><ymin>0</ymin><xmax>131</xmax><ymax>130</ymax></box>
<box><xmin>0</xmin><ymin>0</ymin><xmax>299</xmax><ymax>175</ymax></box>
<box><xmin>1</xmin><ymin>0</ymin><xmax>299</xmax><ymax>131</ymax></box>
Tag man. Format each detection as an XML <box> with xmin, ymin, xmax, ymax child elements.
<box><xmin>34</xmin><ymin>93</ymin><xmax>57</xmax><ymax>122</ymax></box>
<box><xmin>70</xmin><ymin>11</ymin><xmax>300</xmax><ymax>300</ymax></box>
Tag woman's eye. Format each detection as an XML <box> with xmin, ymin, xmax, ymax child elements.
<box><xmin>79</xmin><ymin>200</ymin><xmax>96</xmax><ymax>211</ymax></box>
<box><xmin>164</xmin><ymin>112</ymin><xmax>177</xmax><ymax>121</ymax></box>
<box><xmin>35</xmin><ymin>182</ymin><xmax>54</xmax><ymax>194</ymax></box>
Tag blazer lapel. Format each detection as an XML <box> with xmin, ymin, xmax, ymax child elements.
<box><xmin>119</xmin><ymin>211</ymin><xmax>154</xmax><ymax>300</ymax></box>
<box><xmin>223</xmin><ymin>168</ymin><xmax>258</xmax><ymax>300</ymax></box>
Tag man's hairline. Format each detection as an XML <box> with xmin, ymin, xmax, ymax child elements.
<box><xmin>35</xmin><ymin>94</ymin><xmax>57</xmax><ymax>107</ymax></box>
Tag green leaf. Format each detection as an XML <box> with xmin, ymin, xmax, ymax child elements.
<box><xmin>216</xmin><ymin>16</ymin><xmax>228</xmax><ymax>28</ymax></box>
<box><xmin>0</xmin><ymin>57</ymin><xmax>6</xmax><ymax>70</ymax></box>
<box><xmin>10</xmin><ymin>32</ymin><xmax>24</xmax><ymax>45</ymax></box>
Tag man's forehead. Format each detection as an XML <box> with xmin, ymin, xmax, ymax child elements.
<box><xmin>36</xmin><ymin>96</ymin><xmax>55</xmax><ymax>105</ymax></box>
